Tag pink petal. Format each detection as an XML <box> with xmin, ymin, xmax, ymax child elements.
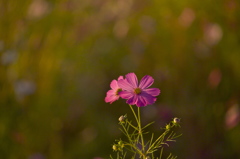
<box><xmin>126</xmin><ymin>94</ymin><xmax>138</xmax><ymax>105</ymax></box>
<box><xmin>105</xmin><ymin>95</ymin><xmax>119</xmax><ymax>104</ymax></box>
<box><xmin>139</xmin><ymin>75</ymin><xmax>154</xmax><ymax>89</ymax></box>
<box><xmin>109</xmin><ymin>76</ymin><xmax>123</xmax><ymax>90</ymax></box>
<box><xmin>144</xmin><ymin>88</ymin><xmax>160</xmax><ymax>97</ymax></box>
<box><xmin>143</xmin><ymin>95</ymin><xmax>156</xmax><ymax>105</ymax></box>
<box><xmin>105</xmin><ymin>90</ymin><xmax>119</xmax><ymax>103</ymax></box>
<box><xmin>118</xmin><ymin>76</ymin><xmax>124</xmax><ymax>80</ymax></box>
<box><xmin>118</xmin><ymin>79</ymin><xmax>134</xmax><ymax>91</ymax></box>
<box><xmin>137</xmin><ymin>92</ymin><xmax>156</xmax><ymax>107</ymax></box>
<box><xmin>136</xmin><ymin>96</ymin><xmax>147</xmax><ymax>107</ymax></box>
<box><xmin>119</xmin><ymin>91</ymin><xmax>133</xmax><ymax>99</ymax></box>
<box><xmin>125</xmin><ymin>73</ymin><xmax>138</xmax><ymax>88</ymax></box>
<box><xmin>106</xmin><ymin>90</ymin><xmax>115</xmax><ymax>96</ymax></box>
<box><xmin>110</xmin><ymin>79</ymin><xmax>119</xmax><ymax>90</ymax></box>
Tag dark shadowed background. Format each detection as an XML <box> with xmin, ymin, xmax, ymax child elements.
<box><xmin>0</xmin><ymin>0</ymin><xmax>240</xmax><ymax>158</ymax></box>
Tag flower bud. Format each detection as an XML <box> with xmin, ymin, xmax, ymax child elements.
<box><xmin>173</xmin><ymin>117</ymin><xmax>181</xmax><ymax>127</ymax></box>
<box><xmin>112</xmin><ymin>144</ymin><xmax>118</xmax><ymax>151</ymax></box>
<box><xmin>118</xmin><ymin>115</ymin><xmax>126</xmax><ymax>123</ymax></box>
<box><xmin>165</xmin><ymin>124</ymin><xmax>171</xmax><ymax>130</ymax></box>
<box><xmin>118</xmin><ymin>140</ymin><xmax>123</xmax><ymax>145</ymax></box>
<box><xmin>173</xmin><ymin>117</ymin><xmax>180</xmax><ymax>124</ymax></box>
<box><xmin>118</xmin><ymin>140</ymin><xmax>124</xmax><ymax>149</ymax></box>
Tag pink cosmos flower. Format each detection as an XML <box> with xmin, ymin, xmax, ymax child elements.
<box><xmin>118</xmin><ymin>73</ymin><xmax>160</xmax><ymax>107</ymax></box>
<box><xmin>105</xmin><ymin>76</ymin><xmax>124</xmax><ymax>104</ymax></box>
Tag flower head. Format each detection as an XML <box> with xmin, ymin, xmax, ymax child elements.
<box><xmin>105</xmin><ymin>76</ymin><xmax>123</xmax><ymax>104</ymax></box>
<box><xmin>118</xmin><ymin>73</ymin><xmax>160</xmax><ymax>107</ymax></box>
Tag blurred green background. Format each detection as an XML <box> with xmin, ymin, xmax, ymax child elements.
<box><xmin>1</xmin><ymin>0</ymin><xmax>240</xmax><ymax>158</ymax></box>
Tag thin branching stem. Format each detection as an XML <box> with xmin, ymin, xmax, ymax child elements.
<box><xmin>111</xmin><ymin>105</ymin><xmax>181</xmax><ymax>159</ymax></box>
<box><xmin>128</xmin><ymin>105</ymin><xmax>146</xmax><ymax>158</ymax></box>
<box><xmin>146</xmin><ymin>129</ymin><xmax>169</xmax><ymax>154</ymax></box>
<box><xmin>129</xmin><ymin>105</ymin><xmax>139</xmax><ymax>124</ymax></box>
<box><xmin>138</xmin><ymin>107</ymin><xmax>145</xmax><ymax>154</ymax></box>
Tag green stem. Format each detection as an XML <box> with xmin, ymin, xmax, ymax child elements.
<box><xmin>129</xmin><ymin>105</ymin><xmax>139</xmax><ymax>123</ymax></box>
<box><xmin>128</xmin><ymin>105</ymin><xmax>146</xmax><ymax>158</ymax></box>
<box><xmin>146</xmin><ymin>129</ymin><xmax>169</xmax><ymax>154</ymax></box>
<box><xmin>120</xmin><ymin>122</ymin><xmax>142</xmax><ymax>156</ymax></box>
<box><xmin>120</xmin><ymin>122</ymin><xmax>133</xmax><ymax>147</ymax></box>
<box><xmin>138</xmin><ymin>107</ymin><xmax>145</xmax><ymax>153</ymax></box>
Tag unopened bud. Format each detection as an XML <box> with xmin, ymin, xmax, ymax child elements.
<box><xmin>118</xmin><ymin>140</ymin><xmax>123</xmax><ymax>145</ymax></box>
<box><xmin>173</xmin><ymin>117</ymin><xmax>180</xmax><ymax>124</ymax></box>
<box><xmin>165</xmin><ymin>124</ymin><xmax>171</xmax><ymax>130</ymax></box>
<box><xmin>118</xmin><ymin>140</ymin><xmax>124</xmax><ymax>151</ymax></box>
<box><xmin>118</xmin><ymin>115</ymin><xmax>126</xmax><ymax>122</ymax></box>
<box><xmin>112</xmin><ymin>144</ymin><xmax>118</xmax><ymax>151</ymax></box>
<box><xmin>173</xmin><ymin>117</ymin><xmax>181</xmax><ymax>127</ymax></box>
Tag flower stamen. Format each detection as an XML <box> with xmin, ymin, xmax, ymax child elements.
<box><xmin>134</xmin><ymin>88</ymin><xmax>142</xmax><ymax>95</ymax></box>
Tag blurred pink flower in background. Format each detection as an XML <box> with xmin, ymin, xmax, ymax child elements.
<box><xmin>225</xmin><ymin>104</ymin><xmax>240</xmax><ymax>129</ymax></box>
<box><xmin>208</xmin><ymin>68</ymin><xmax>222</xmax><ymax>88</ymax></box>
<box><xmin>204</xmin><ymin>23</ymin><xmax>223</xmax><ymax>46</ymax></box>
<box><xmin>178</xmin><ymin>8</ymin><xmax>195</xmax><ymax>28</ymax></box>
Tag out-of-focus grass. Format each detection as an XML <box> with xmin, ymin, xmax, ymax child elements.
<box><xmin>0</xmin><ymin>0</ymin><xmax>240</xmax><ymax>158</ymax></box>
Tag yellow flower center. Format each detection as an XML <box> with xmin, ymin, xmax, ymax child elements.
<box><xmin>115</xmin><ymin>88</ymin><xmax>122</xmax><ymax>95</ymax></box>
<box><xmin>134</xmin><ymin>88</ymin><xmax>142</xmax><ymax>94</ymax></box>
